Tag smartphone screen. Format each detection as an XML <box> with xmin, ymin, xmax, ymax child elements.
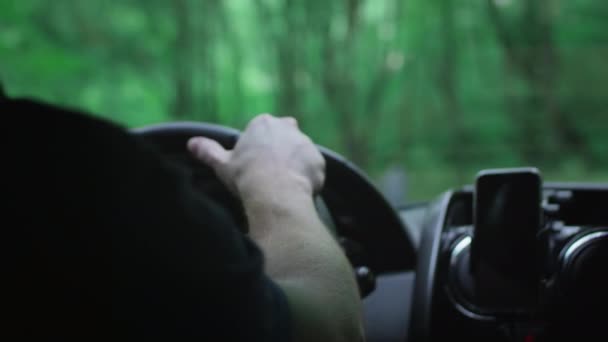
<box><xmin>471</xmin><ymin>168</ymin><xmax>542</xmax><ymax>313</ymax></box>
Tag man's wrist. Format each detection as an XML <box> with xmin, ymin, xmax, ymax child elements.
<box><xmin>239</xmin><ymin>177</ymin><xmax>318</xmax><ymax>237</ymax></box>
<box><xmin>241</xmin><ymin>183</ymin><xmax>315</xmax><ymax>213</ymax></box>
<box><xmin>236</xmin><ymin>169</ymin><xmax>315</xmax><ymax>203</ymax></box>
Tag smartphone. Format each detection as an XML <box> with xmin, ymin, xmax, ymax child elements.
<box><xmin>471</xmin><ymin>168</ymin><xmax>542</xmax><ymax>313</ymax></box>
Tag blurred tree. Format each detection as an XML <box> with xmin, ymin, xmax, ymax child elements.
<box><xmin>171</xmin><ymin>0</ymin><xmax>194</xmax><ymax>119</ymax></box>
<box><xmin>1</xmin><ymin>0</ymin><xmax>606</xmax><ymax>200</ymax></box>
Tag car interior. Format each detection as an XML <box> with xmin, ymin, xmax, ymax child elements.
<box><xmin>132</xmin><ymin>122</ymin><xmax>607</xmax><ymax>342</ymax></box>
<box><xmin>3</xmin><ymin>0</ymin><xmax>607</xmax><ymax>340</ymax></box>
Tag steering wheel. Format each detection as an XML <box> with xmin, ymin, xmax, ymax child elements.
<box><xmin>131</xmin><ymin>122</ymin><xmax>417</xmax><ymax>294</ymax></box>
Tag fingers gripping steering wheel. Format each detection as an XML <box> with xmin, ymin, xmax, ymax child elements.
<box><xmin>131</xmin><ymin>122</ymin><xmax>417</xmax><ymax>297</ymax></box>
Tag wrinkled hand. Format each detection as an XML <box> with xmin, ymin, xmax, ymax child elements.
<box><xmin>187</xmin><ymin>114</ymin><xmax>325</xmax><ymax>200</ymax></box>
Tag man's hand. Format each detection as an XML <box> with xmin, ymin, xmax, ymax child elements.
<box><xmin>187</xmin><ymin>114</ymin><xmax>364</xmax><ymax>342</ymax></box>
<box><xmin>187</xmin><ymin>114</ymin><xmax>325</xmax><ymax>200</ymax></box>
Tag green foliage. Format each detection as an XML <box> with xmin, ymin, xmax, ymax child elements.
<box><xmin>1</xmin><ymin>0</ymin><xmax>606</xmax><ymax>202</ymax></box>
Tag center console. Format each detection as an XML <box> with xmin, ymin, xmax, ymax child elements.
<box><xmin>410</xmin><ymin>170</ymin><xmax>608</xmax><ymax>341</ymax></box>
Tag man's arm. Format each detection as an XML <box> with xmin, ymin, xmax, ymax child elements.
<box><xmin>5</xmin><ymin>99</ymin><xmax>293</xmax><ymax>340</ymax></box>
<box><xmin>188</xmin><ymin>114</ymin><xmax>364</xmax><ymax>342</ymax></box>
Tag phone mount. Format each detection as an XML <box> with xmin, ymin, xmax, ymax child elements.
<box><xmin>410</xmin><ymin>175</ymin><xmax>607</xmax><ymax>341</ymax></box>
<box><xmin>447</xmin><ymin>171</ymin><xmax>607</xmax><ymax>338</ymax></box>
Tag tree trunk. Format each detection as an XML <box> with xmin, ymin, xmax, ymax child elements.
<box><xmin>171</xmin><ymin>0</ymin><xmax>194</xmax><ymax>119</ymax></box>
<box><xmin>439</xmin><ymin>0</ymin><xmax>466</xmax><ymax>182</ymax></box>
<box><xmin>319</xmin><ymin>0</ymin><xmax>370</xmax><ymax>169</ymax></box>
<box><xmin>488</xmin><ymin>0</ymin><xmax>583</xmax><ymax>162</ymax></box>
<box><xmin>277</xmin><ymin>0</ymin><xmax>301</xmax><ymax>119</ymax></box>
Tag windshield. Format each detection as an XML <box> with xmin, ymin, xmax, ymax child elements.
<box><xmin>2</xmin><ymin>0</ymin><xmax>606</xmax><ymax>203</ymax></box>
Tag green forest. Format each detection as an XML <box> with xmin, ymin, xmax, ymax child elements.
<box><xmin>1</xmin><ymin>0</ymin><xmax>607</xmax><ymax>202</ymax></box>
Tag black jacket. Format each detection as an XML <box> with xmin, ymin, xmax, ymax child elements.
<box><xmin>3</xmin><ymin>97</ymin><xmax>290</xmax><ymax>341</ymax></box>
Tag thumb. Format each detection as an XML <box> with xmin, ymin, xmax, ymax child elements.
<box><xmin>187</xmin><ymin>137</ymin><xmax>231</xmax><ymax>170</ymax></box>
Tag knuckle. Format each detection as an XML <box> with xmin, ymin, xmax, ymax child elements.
<box><xmin>250</xmin><ymin>113</ymin><xmax>267</xmax><ymax>123</ymax></box>
<box><xmin>249</xmin><ymin>113</ymin><xmax>276</xmax><ymax>128</ymax></box>
<box><xmin>318</xmin><ymin>154</ymin><xmax>326</xmax><ymax>168</ymax></box>
<box><xmin>316</xmin><ymin>170</ymin><xmax>326</xmax><ymax>189</ymax></box>
<box><xmin>258</xmin><ymin>113</ymin><xmax>274</xmax><ymax>121</ymax></box>
<box><xmin>300</xmin><ymin>134</ymin><xmax>313</xmax><ymax>144</ymax></box>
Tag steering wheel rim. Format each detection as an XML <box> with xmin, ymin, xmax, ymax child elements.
<box><xmin>131</xmin><ymin>122</ymin><xmax>417</xmax><ymax>273</ymax></box>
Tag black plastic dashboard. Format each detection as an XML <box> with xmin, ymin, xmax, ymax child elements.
<box><xmin>409</xmin><ymin>182</ymin><xmax>608</xmax><ymax>341</ymax></box>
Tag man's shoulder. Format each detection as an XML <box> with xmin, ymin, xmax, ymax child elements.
<box><xmin>4</xmin><ymin>97</ymin><xmax>125</xmax><ymax>134</ymax></box>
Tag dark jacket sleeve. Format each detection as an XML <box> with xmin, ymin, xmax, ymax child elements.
<box><xmin>3</xmin><ymin>98</ymin><xmax>291</xmax><ymax>341</ymax></box>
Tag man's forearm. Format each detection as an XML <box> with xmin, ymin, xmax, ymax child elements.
<box><xmin>187</xmin><ymin>114</ymin><xmax>363</xmax><ymax>341</ymax></box>
<box><xmin>243</xmin><ymin>187</ymin><xmax>364</xmax><ymax>342</ymax></box>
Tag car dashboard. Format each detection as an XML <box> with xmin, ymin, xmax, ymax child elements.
<box><xmin>364</xmin><ymin>182</ymin><xmax>607</xmax><ymax>342</ymax></box>
<box><xmin>133</xmin><ymin>123</ymin><xmax>606</xmax><ymax>342</ymax></box>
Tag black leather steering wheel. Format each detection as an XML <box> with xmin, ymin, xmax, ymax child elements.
<box><xmin>131</xmin><ymin>122</ymin><xmax>417</xmax><ymax>277</ymax></box>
